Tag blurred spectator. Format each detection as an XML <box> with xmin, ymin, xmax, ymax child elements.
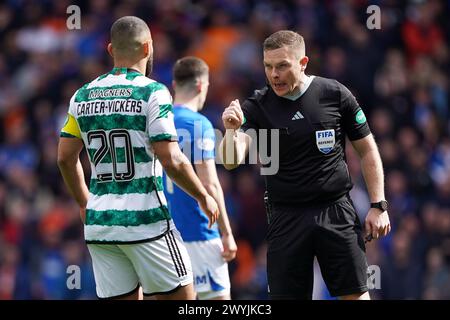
<box><xmin>423</xmin><ymin>247</ymin><xmax>450</xmax><ymax>299</ymax></box>
<box><xmin>374</xmin><ymin>49</ymin><xmax>409</xmax><ymax>98</ymax></box>
<box><xmin>402</xmin><ymin>0</ymin><xmax>445</xmax><ymax>65</ymax></box>
<box><xmin>0</xmin><ymin>244</ymin><xmax>31</xmax><ymax>299</ymax></box>
<box><xmin>0</xmin><ymin>116</ymin><xmax>38</xmax><ymax>175</ymax></box>
<box><xmin>380</xmin><ymin>230</ymin><xmax>423</xmax><ymax>299</ymax></box>
<box><xmin>370</xmin><ymin>108</ymin><xmax>394</xmax><ymax>141</ymax></box>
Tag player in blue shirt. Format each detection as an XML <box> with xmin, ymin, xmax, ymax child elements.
<box><xmin>164</xmin><ymin>57</ymin><xmax>237</xmax><ymax>300</ymax></box>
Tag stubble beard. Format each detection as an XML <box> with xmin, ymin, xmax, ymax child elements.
<box><xmin>146</xmin><ymin>54</ymin><xmax>153</xmax><ymax>76</ymax></box>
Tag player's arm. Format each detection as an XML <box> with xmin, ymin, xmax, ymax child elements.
<box><xmin>57</xmin><ymin>137</ymin><xmax>89</xmax><ymax>222</ymax></box>
<box><xmin>219</xmin><ymin>99</ymin><xmax>252</xmax><ymax>170</ymax></box>
<box><xmin>195</xmin><ymin>159</ymin><xmax>237</xmax><ymax>261</ymax></box>
<box><xmin>152</xmin><ymin>140</ymin><xmax>218</xmax><ymax>228</ymax></box>
<box><xmin>351</xmin><ymin>134</ymin><xmax>391</xmax><ymax>239</ymax></box>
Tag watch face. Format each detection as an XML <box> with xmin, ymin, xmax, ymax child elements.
<box><xmin>381</xmin><ymin>201</ymin><xmax>388</xmax><ymax>211</ymax></box>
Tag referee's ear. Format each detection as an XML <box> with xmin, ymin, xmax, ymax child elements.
<box><xmin>300</xmin><ymin>56</ymin><xmax>309</xmax><ymax>71</ymax></box>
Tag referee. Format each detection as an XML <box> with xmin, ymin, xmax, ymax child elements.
<box><xmin>219</xmin><ymin>30</ymin><xmax>391</xmax><ymax>300</ymax></box>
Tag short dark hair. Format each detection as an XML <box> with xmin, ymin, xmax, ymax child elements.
<box><xmin>110</xmin><ymin>16</ymin><xmax>151</xmax><ymax>59</ymax></box>
<box><xmin>173</xmin><ymin>56</ymin><xmax>209</xmax><ymax>88</ymax></box>
<box><xmin>263</xmin><ymin>30</ymin><xmax>305</xmax><ymax>56</ymax></box>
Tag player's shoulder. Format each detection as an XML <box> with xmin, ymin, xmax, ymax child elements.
<box><xmin>143</xmin><ymin>79</ymin><xmax>172</xmax><ymax>106</ymax></box>
<box><xmin>143</xmin><ymin>78</ymin><xmax>170</xmax><ymax>93</ymax></box>
<box><xmin>175</xmin><ymin>108</ymin><xmax>213</xmax><ymax>127</ymax></box>
<box><xmin>196</xmin><ymin>112</ymin><xmax>213</xmax><ymax>129</ymax></box>
<box><xmin>192</xmin><ymin>110</ymin><xmax>212</xmax><ymax>123</ymax></box>
<box><xmin>71</xmin><ymin>72</ymin><xmax>113</xmax><ymax>102</ymax></box>
<box><xmin>70</xmin><ymin>80</ymin><xmax>92</xmax><ymax>105</ymax></box>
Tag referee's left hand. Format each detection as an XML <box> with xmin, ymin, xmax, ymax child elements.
<box><xmin>365</xmin><ymin>209</ymin><xmax>391</xmax><ymax>240</ymax></box>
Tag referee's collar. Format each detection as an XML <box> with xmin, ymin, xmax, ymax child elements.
<box><xmin>282</xmin><ymin>75</ymin><xmax>315</xmax><ymax>101</ymax></box>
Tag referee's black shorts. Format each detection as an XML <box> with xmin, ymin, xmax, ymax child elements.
<box><xmin>266</xmin><ymin>194</ymin><xmax>369</xmax><ymax>299</ymax></box>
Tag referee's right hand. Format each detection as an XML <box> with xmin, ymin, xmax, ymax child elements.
<box><xmin>222</xmin><ymin>99</ymin><xmax>244</xmax><ymax>130</ymax></box>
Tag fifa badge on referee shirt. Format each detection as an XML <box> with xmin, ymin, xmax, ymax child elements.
<box><xmin>315</xmin><ymin>129</ymin><xmax>335</xmax><ymax>154</ymax></box>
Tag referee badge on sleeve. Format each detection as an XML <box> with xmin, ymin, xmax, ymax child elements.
<box><xmin>315</xmin><ymin>129</ymin><xmax>335</xmax><ymax>154</ymax></box>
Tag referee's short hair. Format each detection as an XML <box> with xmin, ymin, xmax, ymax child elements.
<box><xmin>173</xmin><ymin>56</ymin><xmax>209</xmax><ymax>89</ymax></box>
<box><xmin>263</xmin><ymin>30</ymin><xmax>305</xmax><ymax>57</ymax></box>
<box><xmin>110</xmin><ymin>16</ymin><xmax>151</xmax><ymax>59</ymax></box>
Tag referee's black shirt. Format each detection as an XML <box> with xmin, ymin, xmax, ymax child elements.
<box><xmin>240</xmin><ymin>76</ymin><xmax>371</xmax><ymax>205</ymax></box>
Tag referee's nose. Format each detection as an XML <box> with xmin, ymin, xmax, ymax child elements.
<box><xmin>270</xmin><ymin>68</ymin><xmax>279</xmax><ymax>79</ymax></box>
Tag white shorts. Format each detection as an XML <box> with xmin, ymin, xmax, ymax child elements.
<box><xmin>87</xmin><ymin>229</ymin><xmax>192</xmax><ymax>299</ymax></box>
<box><xmin>185</xmin><ymin>238</ymin><xmax>231</xmax><ymax>300</ymax></box>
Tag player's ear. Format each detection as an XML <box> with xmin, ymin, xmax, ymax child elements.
<box><xmin>107</xmin><ymin>43</ymin><xmax>114</xmax><ymax>58</ymax></box>
<box><xmin>143</xmin><ymin>42</ymin><xmax>149</xmax><ymax>58</ymax></box>
<box><xmin>172</xmin><ymin>80</ymin><xmax>177</xmax><ymax>90</ymax></box>
<box><xmin>300</xmin><ymin>56</ymin><xmax>309</xmax><ymax>71</ymax></box>
<box><xmin>196</xmin><ymin>79</ymin><xmax>202</xmax><ymax>93</ymax></box>
<box><xmin>143</xmin><ymin>40</ymin><xmax>152</xmax><ymax>58</ymax></box>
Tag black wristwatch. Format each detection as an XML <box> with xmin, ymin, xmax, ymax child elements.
<box><xmin>370</xmin><ymin>200</ymin><xmax>388</xmax><ymax>212</ymax></box>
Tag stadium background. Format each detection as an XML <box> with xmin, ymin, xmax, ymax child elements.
<box><xmin>0</xmin><ymin>0</ymin><xmax>449</xmax><ymax>300</ymax></box>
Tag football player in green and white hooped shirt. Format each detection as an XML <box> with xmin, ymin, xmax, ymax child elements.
<box><xmin>58</xmin><ymin>16</ymin><xmax>218</xmax><ymax>300</ymax></box>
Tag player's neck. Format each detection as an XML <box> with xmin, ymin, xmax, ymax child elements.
<box><xmin>113</xmin><ymin>60</ymin><xmax>146</xmax><ymax>75</ymax></box>
<box><xmin>173</xmin><ymin>94</ymin><xmax>200</xmax><ymax>112</ymax></box>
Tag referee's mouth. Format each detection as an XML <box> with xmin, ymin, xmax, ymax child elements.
<box><xmin>272</xmin><ymin>82</ymin><xmax>288</xmax><ymax>92</ymax></box>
